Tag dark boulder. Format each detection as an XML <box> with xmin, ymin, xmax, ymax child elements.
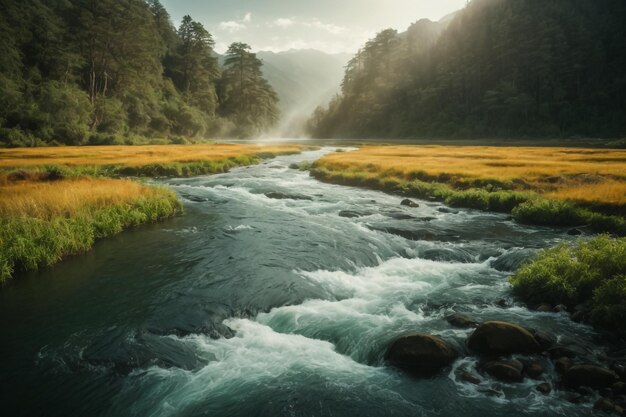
<box><xmin>338</xmin><ymin>210</ymin><xmax>366</xmax><ymax>218</ymax></box>
<box><xmin>525</xmin><ymin>362</ymin><xmax>545</xmax><ymax>379</ymax></box>
<box><xmin>567</xmin><ymin>228</ymin><xmax>583</xmax><ymax>236</ymax></box>
<box><xmin>535</xmin><ymin>303</ymin><xmax>552</xmax><ymax>312</ymax></box>
<box><xmin>460</xmin><ymin>371</ymin><xmax>481</xmax><ymax>385</ymax></box>
<box><xmin>468</xmin><ymin>321</ymin><xmax>542</xmax><ymax>355</ymax></box>
<box><xmin>533</xmin><ymin>330</ymin><xmax>556</xmax><ymax>350</ymax></box>
<box><xmin>555</xmin><ymin>357</ymin><xmax>574</xmax><ymax>374</ymax></box>
<box><xmin>480</xmin><ymin>360</ymin><xmax>524</xmax><ymax>383</ymax></box>
<box><xmin>387</xmin><ymin>333</ymin><xmax>458</xmax><ymax>376</ymax></box>
<box><xmin>594</xmin><ymin>398</ymin><xmax>617</xmax><ymax>413</ymax></box>
<box><xmin>446</xmin><ymin>313</ymin><xmax>479</xmax><ymax>328</ymax></box>
<box><xmin>553</xmin><ymin>304</ymin><xmax>568</xmax><ymax>313</ymax></box>
<box><xmin>536</xmin><ymin>383</ymin><xmax>552</xmax><ymax>395</ymax></box>
<box><xmin>563</xmin><ymin>365</ymin><xmax>619</xmax><ymax>389</ymax></box>
<box><xmin>548</xmin><ymin>346</ymin><xmax>577</xmax><ymax>359</ymax></box>
<box><xmin>265</xmin><ymin>192</ymin><xmax>312</xmax><ymax>201</ymax></box>
<box><xmin>400</xmin><ymin>199</ymin><xmax>419</xmax><ymax>208</ymax></box>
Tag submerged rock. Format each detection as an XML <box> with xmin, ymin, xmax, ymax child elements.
<box><xmin>468</xmin><ymin>321</ymin><xmax>542</xmax><ymax>355</ymax></box>
<box><xmin>400</xmin><ymin>199</ymin><xmax>419</xmax><ymax>208</ymax></box>
<box><xmin>338</xmin><ymin>210</ymin><xmax>368</xmax><ymax>218</ymax></box>
<box><xmin>525</xmin><ymin>362</ymin><xmax>545</xmax><ymax>379</ymax></box>
<box><xmin>264</xmin><ymin>192</ymin><xmax>312</xmax><ymax>201</ymax></box>
<box><xmin>460</xmin><ymin>370</ymin><xmax>482</xmax><ymax>385</ymax></box>
<box><xmin>555</xmin><ymin>357</ymin><xmax>574</xmax><ymax>374</ymax></box>
<box><xmin>533</xmin><ymin>330</ymin><xmax>556</xmax><ymax>350</ymax></box>
<box><xmin>446</xmin><ymin>313</ymin><xmax>479</xmax><ymax>328</ymax></box>
<box><xmin>536</xmin><ymin>383</ymin><xmax>552</xmax><ymax>395</ymax></box>
<box><xmin>535</xmin><ymin>303</ymin><xmax>552</xmax><ymax>312</ymax></box>
<box><xmin>563</xmin><ymin>365</ymin><xmax>619</xmax><ymax>389</ymax></box>
<box><xmin>594</xmin><ymin>398</ymin><xmax>617</xmax><ymax>413</ymax></box>
<box><xmin>387</xmin><ymin>333</ymin><xmax>458</xmax><ymax>376</ymax></box>
<box><xmin>480</xmin><ymin>360</ymin><xmax>524</xmax><ymax>383</ymax></box>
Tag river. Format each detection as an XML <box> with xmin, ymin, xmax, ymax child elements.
<box><xmin>0</xmin><ymin>148</ymin><xmax>603</xmax><ymax>416</ymax></box>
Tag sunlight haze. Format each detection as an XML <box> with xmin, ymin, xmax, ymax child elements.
<box><xmin>161</xmin><ymin>0</ymin><xmax>468</xmax><ymax>53</ymax></box>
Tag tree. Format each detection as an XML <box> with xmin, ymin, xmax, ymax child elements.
<box><xmin>220</xmin><ymin>43</ymin><xmax>279</xmax><ymax>136</ymax></box>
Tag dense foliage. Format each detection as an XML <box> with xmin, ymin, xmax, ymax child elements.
<box><xmin>0</xmin><ymin>0</ymin><xmax>279</xmax><ymax>146</ymax></box>
<box><xmin>510</xmin><ymin>236</ymin><xmax>626</xmax><ymax>330</ymax></box>
<box><xmin>308</xmin><ymin>0</ymin><xmax>626</xmax><ymax>139</ymax></box>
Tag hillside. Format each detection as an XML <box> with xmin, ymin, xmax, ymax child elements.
<box><xmin>307</xmin><ymin>0</ymin><xmax>626</xmax><ymax>139</ymax></box>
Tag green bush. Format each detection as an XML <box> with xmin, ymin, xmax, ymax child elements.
<box><xmin>510</xmin><ymin>236</ymin><xmax>626</xmax><ymax>329</ymax></box>
<box><xmin>512</xmin><ymin>198</ymin><xmax>589</xmax><ymax>226</ymax></box>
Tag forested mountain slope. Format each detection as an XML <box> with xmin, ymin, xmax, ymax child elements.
<box><xmin>307</xmin><ymin>0</ymin><xmax>626</xmax><ymax>139</ymax></box>
<box><xmin>0</xmin><ymin>0</ymin><xmax>278</xmax><ymax>146</ymax></box>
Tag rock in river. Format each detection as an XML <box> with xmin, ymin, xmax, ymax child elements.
<box><xmin>480</xmin><ymin>360</ymin><xmax>524</xmax><ymax>383</ymax></box>
<box><xmin>387</xmin><ymin>333</ymin><xmax>458</xmax><ymax>376</ymax></box>
<box><xmin>468</xmin><ymin>321</ymin><xmax>542</xmax><ymax>355</ymax></box>
<box><xmin>563</xmin><ymin>365</ymin><xmax>619</xmax><ymax>389</ymax></box>
<box><xmin>400</xmin><ymin>199</ymin><xmax>419</xmax><ymax>208</ymax></box>
<box><xmin>446</xmin><ymin>313</ymin><xmax>479</xmax><ymax>328</ymax></box>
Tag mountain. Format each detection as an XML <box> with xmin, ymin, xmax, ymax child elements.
<box><xmin>256</xmin><ymin>50</ymin><xmax>350</xmax><ymax>137</ymax></box>
<box><xmin>307</xmin><ymin>0</ymin><xmax>626</xmax><ymax>139</ymax></box>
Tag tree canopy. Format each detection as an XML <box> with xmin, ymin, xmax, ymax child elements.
<box><xmin>0</xmin><ymin>0</ymin><xmax>279</xmax><ymax>146</ymax></box>
<box><xmin>307</xmin><ymin>0</ymin><xmax>626</xmax><ymax>139</ymax></box>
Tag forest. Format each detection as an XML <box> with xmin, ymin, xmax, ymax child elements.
<box><xmin>0</xmin><ymin>0</ymin><xmax>279</xmax><ymax>146</ymax></box>
<box><xmin>307</xmin><ymin>0</ymin><xmax>626</xmax><ymax>139</ymax></box>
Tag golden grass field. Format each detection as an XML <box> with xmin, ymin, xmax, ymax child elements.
<box><xmin>0</xmin><ymin>177</ymin><xmax>163</xmax><ymax>220</ymax></box>
<box><xmin>316</xmin><ymin>145</ymin><xmax>626</xmax><ymax>207</ymax></box>
<box><xmin>0</xmin><ymin>143</ymin><xmax>304</xmax><ymax>168</ymax></box>
<box><xmin>0</xmin><ymin>143</ymin><xmax>304</xmax><ymax>221</ymax></box>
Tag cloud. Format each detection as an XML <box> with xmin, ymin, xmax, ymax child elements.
<box><xmin>243</xmin><ymin>12</ymin><xmax>252</xmax><ymax>22</ymax></box>
<box><xmin>219</xmin><ymin>20</ymin><xmax>246</xmax><ymax>32</ymax></box>
<box><xmin>304</xmin><ymin>19</ymin><xmax>346</xmax><ymax>35</ymax></box>
<box><xmin>273</xmin><ymin>18</ymin><xmax>294</xmax><ymax>28</ymax></box>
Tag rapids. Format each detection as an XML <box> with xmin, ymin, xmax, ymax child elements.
<box><xmin>0</xmin><ymin>148</ymin><xmax>602</xmax><ymax>416</ymax></box>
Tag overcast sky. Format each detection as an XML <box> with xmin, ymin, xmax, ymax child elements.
<box><xmin>161</xmin><ymin>0</ymin><xmax>468</xmax><ymax>54</ymax></box>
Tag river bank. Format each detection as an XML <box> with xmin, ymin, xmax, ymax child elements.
<box><xmin>310</xmin><ymin>145</ymin><xmax>626</xmax><ymax>235</ymax></box>
<box><xmin>0</xmin><ymin>143</ymin><xmax>305</xmax><ymax>282</ymax></box>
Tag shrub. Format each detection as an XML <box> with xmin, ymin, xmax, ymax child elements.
<box><xmin>512</xmin><ymin>198</ymin><xmax>589</xmax><ymax>226</ymax></box>
<box><xmin>510</xmin><ymin>235</ymin><xmax>626</xmax><ymax>329</ymax></box>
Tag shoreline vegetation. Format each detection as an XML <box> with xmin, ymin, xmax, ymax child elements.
<box><xmin>511</xmin><ymin>235</ymin><xmax>626</xmax><ymax>332</ymax></box>
<box><xmin>0</xmin><ymin>144</ymin><xmax>305</xmax><ymax>282</ymax></box>
<box><xmin>310</xmin><ymin>145</ymin><xmax>626</xmax><ymax>235</ymax></box>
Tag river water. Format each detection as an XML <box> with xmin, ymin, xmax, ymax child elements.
<box><xmin>0</xmin><ymin>148</ymin><xmax>605</xmax><ymax>416</ymax></box>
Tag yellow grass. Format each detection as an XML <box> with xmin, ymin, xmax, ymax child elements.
<box><xmin>317</xmin><ymin>145</ymin><xmax>626</xmax><ymax>207</ymax></box>
<box><xmin>0</xmin><ymin>177</ymin><xmax>161</xmax><ymax>220</ymax></box>
<box><xmin>0</xmin><ymin>143</ymin><xmax>304</xmax><ymax>168</ymax></box>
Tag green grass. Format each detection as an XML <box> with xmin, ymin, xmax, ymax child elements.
<box><xmin>0</xmin><ymin>187</ymin><xmax>182</xmax><ymax>282</ymax></box>
<box><xmin>310</xmin><ymin>166</ymin><xmax>626</xmax><ymax>235</ymax></box>
<box><xmin>510</xmin><ymin>235</ymin><xmax>626</xmax><ymax>329</ymax></box>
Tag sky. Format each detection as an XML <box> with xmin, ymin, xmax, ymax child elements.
<box><xmin>161</xmin><ymin>0</ymin><xmax>468</xmax><ymax>54</ymax></box>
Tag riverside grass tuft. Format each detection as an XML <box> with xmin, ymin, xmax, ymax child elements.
<box><xmin>312</xmin><ymin>145</ymin><xmax>626</xmax><ymax>235</ymax></box>
<box><xmin>510</xmin><ymin>235</ymin><xmax>626</xmax><ymax>330</ymax></box>
<box><xmin>0</xmin><ymin>143</ymin><xmax>305</xmax><ymax>282</ymax></box>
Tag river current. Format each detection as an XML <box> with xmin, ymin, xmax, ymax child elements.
<box><xmin>0</xmin><ymin>148</ymin><xmax>603</xmax><ymax>416</ymax></box>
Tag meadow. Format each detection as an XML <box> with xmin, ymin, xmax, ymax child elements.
<box><xmin>0</xmin><ymin>143</ymin><xmax>305</xmax><ymax>282</ymax></box>
<box><xmin>312</xmin><ymin>145</ymin><xmax>626</xmax><ymax>233</ymax></box>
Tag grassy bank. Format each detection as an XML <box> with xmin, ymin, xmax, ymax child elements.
<box><xmin>0</xmin><ymin>143</ymin><xmax>305</xmax><ymax>282</ymax></box>
<box><xmin>510</xmin><ymin>236</ymin><xmax>626</xmax><ymax>330</ymax></box>
<box><xmin>0</xmin><ymin>178</ymin><xmax>182</xmax><ymax>282</ymax></box>
<box><xmin>311</xmin><ymin>145</ymin><xmax>626</xmax><ymax>234</ymax></box>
